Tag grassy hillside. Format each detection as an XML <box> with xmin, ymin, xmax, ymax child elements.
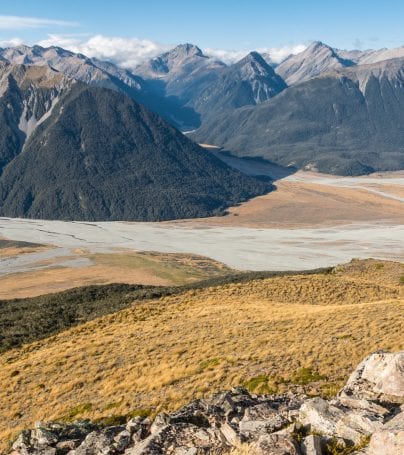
<box><xmin>0</xmin><ymin>268</ymin><xmax>328</xmax><ymax>353</ymax></box>
<box><xmin>0</xmin><ymin>259</ymin><xmax>403</xmax><ymax>449</ymax></box>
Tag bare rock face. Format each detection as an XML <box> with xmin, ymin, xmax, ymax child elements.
<box><xmin>299</xmin><ymin>397</ymin><xmax>385</xmax><ymax>444</ymax></box>
<box><xmin>276</xmin><ymin>41</ymin><xmax>350</xmax><ymax>86</ymax></box>
<box><xmin>340</xmin><ymin>351</ymin><xmax>404</xmax><ymax>404</ymax></box>
<box><xmin>301</xmin><ymin>434</ymin><xmax>322</xmax><ymax>455</ymax></box>
<box><xmin>250</xmin><ymin>433</ymin><xmax>301</xmax><ymax>455</ymax></box>
<box><xmin>10</xmin><ymin>351</ymin><xmax>404</xmax><ymax>455</ymax></box>
<box><xmin>366</xmin><ymin>411</ymin><xmax>404</xmax><ymax>455</ymax></box>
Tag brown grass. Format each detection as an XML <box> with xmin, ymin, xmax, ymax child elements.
<box><xmin>0</xmin><ymin>251</ymin><xmax>232</xmax><ymax>299</ymax></box>
<box><xmin>0</xmin><ymin>246</ymin><xmax>49</xmax><ymax>258</ymax></box>
<box><xmin>17</xmin><ymin>65</ymin><xmax>66</xmax><ymax>89</ymax></box>
<box><xmin>166</xmin><ymin>178</ymin><xmax>404</xmax><ymax>228</ymax></box>
<box><xmin>365</xmin><ymin>183</ymin><xmax>404</xmax><ymax>198</ymax></box>
<box><xmin>0</xmin><ymin>259</ymin><xmax>403</xmax><ymax>450</ymax></box>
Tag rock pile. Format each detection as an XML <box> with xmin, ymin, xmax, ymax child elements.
<box><xmin>10</xmin><ymin>351</ymin><xmax>404</xmax><ymax>454</ymax></box>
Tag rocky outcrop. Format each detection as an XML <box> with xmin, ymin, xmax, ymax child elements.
<box><xmin>366</xmin><ymin>411</ymin><xmax>404</xmax><ymax>455</ymax></box>
<box><xmin>339</xmin><ymin>351</ymin><xmax>404</xmax><ymax>404</ymax></box>
<box><xmin>10</xmin><ymin>351</ymin><xmax>404</xmax><ymax>455</ymax></box>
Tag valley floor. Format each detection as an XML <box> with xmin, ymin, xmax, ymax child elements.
<box><xmin>173</xmin><ymin>163</ymin><xmax>404</xmax><ymax>228</ymax></box>
<box><xmin>0</xmin><ymin>168</ymin><xmax>403</xmax><ymax>297</ymax></box>
<box><xmin>0</xmin><ymin>167</ymin><xmax>403</xmax><ymax>451</ymax></box>
<box><xmin>0</xmin><ymin>245</ymin><xmax>231</xmax><ymax>299</ymax></box>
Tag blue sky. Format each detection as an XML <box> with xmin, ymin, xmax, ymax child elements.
<box><xmin>0</xmin><ymin>0</ymin><xmax>403</xmax><ymax>66</ymax></box>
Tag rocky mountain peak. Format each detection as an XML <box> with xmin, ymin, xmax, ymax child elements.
<box><xmin>190</xmin><ymin>49</ymin><xmax>287</xmax><ymax>117</ymax></box>
<box><xmin>0</xmin><ymin>44</ymin><xmax>80</xmax><ymax>67</ymax></box>
<box><xmin>170</xmin><ymin>43</ymin><xmax>204</xmax><ymax>58</ymax></box>
<box><xmin>6</xmin><ymin>44</ymin><xmax>32</xmax><ymax>53</ymax></box>
<box><xmin>41</xmin><ymin>45</ymin><xmax>80</xmax><ymax>60</ymax></box>
<box><xmin>305</xmin><ymin>40</ymin><xmax>354</xmax><ymax>66</ymax></box>
<box><xmin>234</xmin><ymin>51</ymin><xmax>277</xmax><ymax>78</ymax></box>
<box><xmin>276</xmin><ymin>40</ymin><xmax>354</xmax><ymax>85</ymax></box>
<box><xmin>0</xmin><ymin>45</ymin><xmax>35</xmax><ymax>65</ymax></box>
<box><xmin>239</xmin><ymin>51</ymin><xmax>270</xmax><ymax>66</ymax></box>
<box><xmin>134</xmin><ymin>43</ymin><xmax>212</xmax><ymax>81</ymax></box>
<box><xmin>301</xmin><ymin>40</ymin><xmax>340</xmax><ymax>61</ymax></box>
<box><xmin>161</xmin><ymin>43</ymin><xmax>207</xmax><ymax>68</ymax></box>
<box><xmin>351</xmin><ymin>46</ymin><xmax>404</xmax><ymax>65</ymax></box>
<box><xmin>306</xmin><ymin>40</ymin><xmax>331</xmax><ymax>52</ymax></box>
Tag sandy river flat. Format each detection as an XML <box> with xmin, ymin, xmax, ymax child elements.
<box><xmin>0</xmin><ymin>170</ymin><xmax>402</xmax><ymax>275</ymax></box>
<box><xmin>0</xmin><ymin>217</ymin><xmax>402</xmax><ymax>272</ymax></box>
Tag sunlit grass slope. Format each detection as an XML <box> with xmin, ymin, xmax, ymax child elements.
<box><xmin>0</xmin><ymin>259</ymin><xmax>403</xmax><ymax>449</ymax></box>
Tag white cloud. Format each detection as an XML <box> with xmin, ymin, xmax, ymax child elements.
<box><xmin>38</xmin><ymin>34</ymin><xmax>171</xmax><ymax>68</ymax></box>
<box><xmin>0</xmin><ymin>15</ymin><xmax>78</xmax><ymax>30</ymax></box>
<box><xmin>205</xmin><ymin>44</ymin><xmax>307</xmax><ymax>64</ymax></box>
<box><xmin>265</xmin><ymin>44</ymin><xmax>308</xmax><ymax>63</ymax></box>
<box><xmin>13</xmin><ymin>33</ymin><xmax>307</xmax><ymax>69</ymax></box>
<box><xmin>204</xmin><ymin>48</ymin><xmax>251</xmax><ymax>63</ymax></box>
<box><xmin>0</xmin><ymin>37</ymin><xmax>24</xmax><ymax>47</ymax></box>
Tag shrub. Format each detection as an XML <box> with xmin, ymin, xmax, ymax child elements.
<box><xmin>291</xmin><ymin>367</ymin><xmax>326</xmax><ymax>385</ymax></box>
<box><xmin>60</xmin><ymin>403</ymin><xmax>93</xmax><ymax>422</ymax></box>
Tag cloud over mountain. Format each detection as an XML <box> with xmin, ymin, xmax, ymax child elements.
<box><xmin>37</xmin><ymin>34</ymin><xmax>307</xmax><ymax>68</ymax></box>
<box><xmin>38</xmin><ymin>34</ymin><xmax>173</xmax><ymax>68</ymax></box>
<box><xmin>206</xmin><ymin>44</ymin><xmax>307</xmax><ymax>64</ymax></box>
<box><xmin>0</xmin><ymin>37</ymin><xmax>24</xmax><ymax>47</ymax></box>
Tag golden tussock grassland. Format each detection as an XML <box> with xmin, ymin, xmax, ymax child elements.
<box><xmin>0</xmin><ymin>259</ymin><xmax>403</xmax><ymax>450</ymax></box>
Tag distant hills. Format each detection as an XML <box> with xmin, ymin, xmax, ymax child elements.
<box><xmin>0</xmin><ymin>44</ymin><xmax>199</xmax><ymax>129</ymax></box>
<box><xmin>137</xmin><ymin>41</ymin><xmax>404</xmax><ymax>175</ymax></box>
<box><xmin>0</xmin><ymin>40</ymin><xmax>404</xmax><ymax>221</ymax></box>
<box><xmin>191</xmin><ymin>70</ymin><xmax>404</xmax><ymax>175</ymax></box>
<box><xmin>190</xmin><ymin>42</ymin><xmax>404</xmax><ymax>175</ymax></box>
<box><xmin>0</xmin><ymin>62</ymin><xmax>270</xmax><ymax>221</ymax></box>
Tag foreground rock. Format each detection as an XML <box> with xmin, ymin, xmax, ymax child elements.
<box><xmin>11</xmin><ymin>351</ymin><xmax>404</xmax><ymax>454</ymax></box>
<box><xmin>366</xmin><ymin>411</ymin><xmax>404</xmax><ymax>455</ymax></box>
<box><xmin>340</xmin><ymin>351</ymin><xmax>404</xmax><ymax>404</ymax></box>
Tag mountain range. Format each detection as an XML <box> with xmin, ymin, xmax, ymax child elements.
<box><xmin>191</xmin><ymin>41</ymin><xmax>404</xmax><ymax>174</ymax></box>
<box><xmin>192</xmin><ymin>61</ymin><xmax>404</xmax><ymax>174</ymax></box>
<box><xmin>0</xmin><ymin>61</ymin><xmax>270</xmax><ymax>221</ymax></box>
<box><xmin>0</xmin><ymin>44</ymin><xmax>198</xmax><ymax>129</ymax></box>
<box><xmin>2</xmin><ymin>42</ymin><xmax>404</xmax><ymax>154</ymax></box>
<box><xmin>0</xmin><ymin>40</ymin><xmax>404</xmax><ymax>220</ymax></box>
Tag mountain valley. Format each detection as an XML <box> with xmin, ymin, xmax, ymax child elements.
<box><xmin>0</xmin><ymin>28</ymin><xmax>404</xmax><ymax>455</ymax></box>
<box><xmin>1</xmin><ymin>40</ymin><xmax>404</xmax><ymax>183</ymax></box>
